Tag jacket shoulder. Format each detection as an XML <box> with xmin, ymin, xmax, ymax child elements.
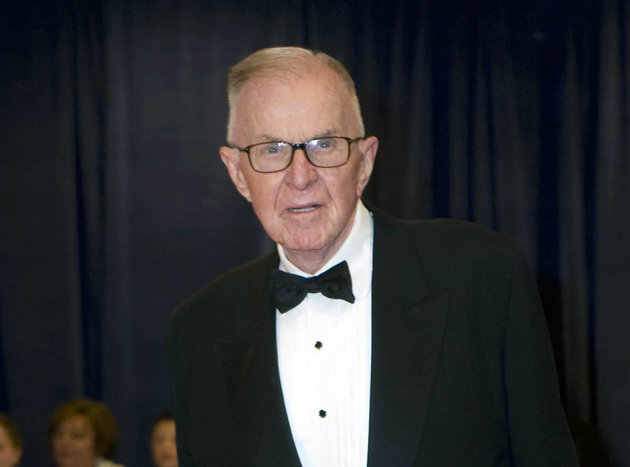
<box><xmin>372</xmin><ymin>206</ymin><xmax>519</xmax><ymax>258</ymax></box>
<box><xmin>371</xmin><ymin>208</ymin><xmax>525</xmax><ymax>294</ymax></box>
<box><xmin>406</xmin><ymin>218</ymin><xmax>517</xmax><ymax>255</ymax></box>
<box><xmin>170</xmin><ymin>252</ymin><xmax>276</xmax><ymax>334</ymax></box>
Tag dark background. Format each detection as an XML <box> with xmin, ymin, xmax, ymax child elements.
<box><xmin>1</xmin><ymin>0</ymin><xmax>628</xmax><ymax>466</ymax></box>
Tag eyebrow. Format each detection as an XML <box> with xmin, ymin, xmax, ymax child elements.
<box><xmin>253</xmin><ymin>128</ymin><xmax>340</xmax><ymax>143</ymax></box>
<box><xmin>311</xmin><ymin>128</ymin><xmax>339</xmax><ymax>139</ymax></box>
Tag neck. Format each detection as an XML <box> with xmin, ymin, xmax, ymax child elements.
<box><xmin>284</xmin><ymin>246</ymin><xmax>338</xmax><ymax>275</ymax></box>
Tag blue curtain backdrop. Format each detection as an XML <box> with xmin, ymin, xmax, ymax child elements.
<box><xmin>1</xmin><ymin>1</ymin><xmax>628</xmax><ymax>466</ymax></box>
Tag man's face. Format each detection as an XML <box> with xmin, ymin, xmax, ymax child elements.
<box><xmin>220</xmin><ymin>66</ymin><xmax>377</xmax><ymax>271</ymax></box>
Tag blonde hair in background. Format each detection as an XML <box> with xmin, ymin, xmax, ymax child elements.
<box><xmin>226</xmin><ymin>46</ymin><xmax>365</xmax><ymax>140</ymax></box>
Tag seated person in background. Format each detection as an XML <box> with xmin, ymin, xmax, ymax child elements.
<box><xmin>48</xmin><ymin>398</ymin><xmax>125</xmax><ymax>467</ymax></box>
<box><xmin>150</xmin><ymin>411</ymin><xmax>178</xmax><ymax>467</ymax></box>
<box><xmin>0</xmin><ymin>413</ymin><xmax>22</xmax><ymax>467</ymax></box>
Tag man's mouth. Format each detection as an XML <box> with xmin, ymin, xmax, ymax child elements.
<box><xmin>289</xmin><ymin>204</ymin><xmax>319</xmax><ymax>213</ymax></box>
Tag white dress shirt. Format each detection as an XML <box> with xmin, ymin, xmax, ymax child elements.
<box><xmin>276</xmin><ymin>201</ymin><xmax>373</xmax><ymax>467</ymax></box>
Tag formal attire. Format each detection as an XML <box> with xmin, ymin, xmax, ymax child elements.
<box><xmin>276</xmin><ymin>203</ymin><xmax>373</xmax><ymax>466</ymax></box>
<box><xmin>168</xmin><ymin>203</ymin><xmax>578</xmax><ymax>466</ymax></box>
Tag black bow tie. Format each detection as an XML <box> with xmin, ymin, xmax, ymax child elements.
<box><xmin>269</xmin><ymin>260</ymin><xmax>356</xmax><ymax>313</ymax></box>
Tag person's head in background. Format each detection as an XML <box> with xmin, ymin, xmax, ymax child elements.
<box><xmin>48</xmin><ymin>399</ymin><xmax>119</xmax><ymax>467</ymax></box>
<box><xmin>0</xmin><ymin>414</ymin><xmax>22</xmax><ymax>467</ymax></box>
<box><xmin>150</xmin><ymin>412</ymin><xmax>177</xmax><ymax>467</ymax></box>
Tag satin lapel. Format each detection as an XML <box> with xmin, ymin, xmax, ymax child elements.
<box><xmin>367</xmin><ymin>214</ymin><xmax>450</xmax><ymax>466</ymax></box>
<box><xmin>214</xmin><ymin>254</ymin><xmax>301</xmax><ymax>467</ymax></box>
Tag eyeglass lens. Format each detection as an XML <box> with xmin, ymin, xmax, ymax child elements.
<box><xmin>249</xmin><ymin>137</ymin><xmax>350</xmax><ymax>172</ymax></box>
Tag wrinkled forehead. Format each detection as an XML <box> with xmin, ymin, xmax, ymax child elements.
<box><xmin>230</xmin><ymin>71</ymin><xmax>358</xmax><ymax>142</ymax></box>
<box><xmin>237</xmin><ymin>67</ymin><xmax>351</xmax><ymax>111</ymax></box>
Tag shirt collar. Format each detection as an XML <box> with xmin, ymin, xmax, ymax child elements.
<box><xmin>277</xmin><ymin>200</ymin><xmax>373</xmax><ymax>300</ymax></box>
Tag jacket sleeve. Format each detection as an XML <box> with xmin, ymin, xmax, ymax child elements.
<box><xmin>503</xmin><ymin>242</ymin><xmax>579</xmax><ymax>466</ymax></box>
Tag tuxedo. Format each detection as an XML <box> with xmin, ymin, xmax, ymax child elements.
<box><xmin>168</xmin><ymin>207</ymin><xmax>578</xmax><ymax>466</ymax></box>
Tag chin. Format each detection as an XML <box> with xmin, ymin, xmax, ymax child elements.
<box><xmin>283</xmin><ymin>232</ymin><xmax>331</xmax><ymax>252</ymax></box>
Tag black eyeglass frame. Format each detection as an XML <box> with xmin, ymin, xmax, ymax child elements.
<box><xmin>228</xmin><ymin>136</ymin><xmax>365</xmax><ymax>173</ymax></box>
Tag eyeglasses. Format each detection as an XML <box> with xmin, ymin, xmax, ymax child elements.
<box><xmin>229</xmin><ymin>136</ymin><xmax>365</xmax><ymax>173</ymax></box>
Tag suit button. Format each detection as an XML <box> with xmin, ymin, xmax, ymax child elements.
<box><xmin>314</xmin><ymin>341</ymin><xmax>323</xmax><ymax>349</ymax></box>
<box><xmin>319</xmin><ymin>410</ymin><xmax>327</xmax><ymax>418</ymax></box>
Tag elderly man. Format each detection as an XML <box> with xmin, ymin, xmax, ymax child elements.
<box><xmin>168</xmin><ymin>47</ymin><xmax>577</xmax><ymax>467</ymax></box>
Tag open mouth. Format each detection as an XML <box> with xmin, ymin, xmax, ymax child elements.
<box><xmin>289</xmin><ymin>204</ymin><xmax>320</xmax><ymax>213</ymax></box>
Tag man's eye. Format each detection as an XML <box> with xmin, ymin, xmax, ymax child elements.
<box><xmin>317</xmin><ymin>139</ymin><xmax>331</xmax><ymax>149</ymax></box>
<box><xmin>265</xmin><ymin>145</ymin><xmax>280</xmax><ymax>154</ymax></box>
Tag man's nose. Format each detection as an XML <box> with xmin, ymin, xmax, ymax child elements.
<box><xmin>285</xmin><ymin>148</ymin><xmax>317</xmax><ymax>189</ymax></box>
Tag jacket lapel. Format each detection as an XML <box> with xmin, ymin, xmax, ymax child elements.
<box><xmin>367</xmin><ymin>212</ymin><xmax>450</xmax><ymax>466</ymax></box>
<box><xmin>214</xmin><ymin>253</ymin><xmax>302</xmax><ymax>467</ymax></box>
<box><xmin>213</xmin><ymin>211</ymin><xmax>449</xmax><ymax>467</ymax></box>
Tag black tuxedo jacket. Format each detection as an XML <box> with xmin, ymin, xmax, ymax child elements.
<box><xmin>168</xmin><ymin>209</ymin><xmax>578</xmax><ymax>466</ymax></box>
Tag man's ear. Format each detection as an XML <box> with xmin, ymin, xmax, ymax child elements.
<box><xmin>356</xmin><ymin>136</ymin><xmax>378</xmax><ymax>196</ymax></box>
<box><xmin>219</xmin><ymin>146</ymin><xmax>252</xmax><ymax>202</ymax></box>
